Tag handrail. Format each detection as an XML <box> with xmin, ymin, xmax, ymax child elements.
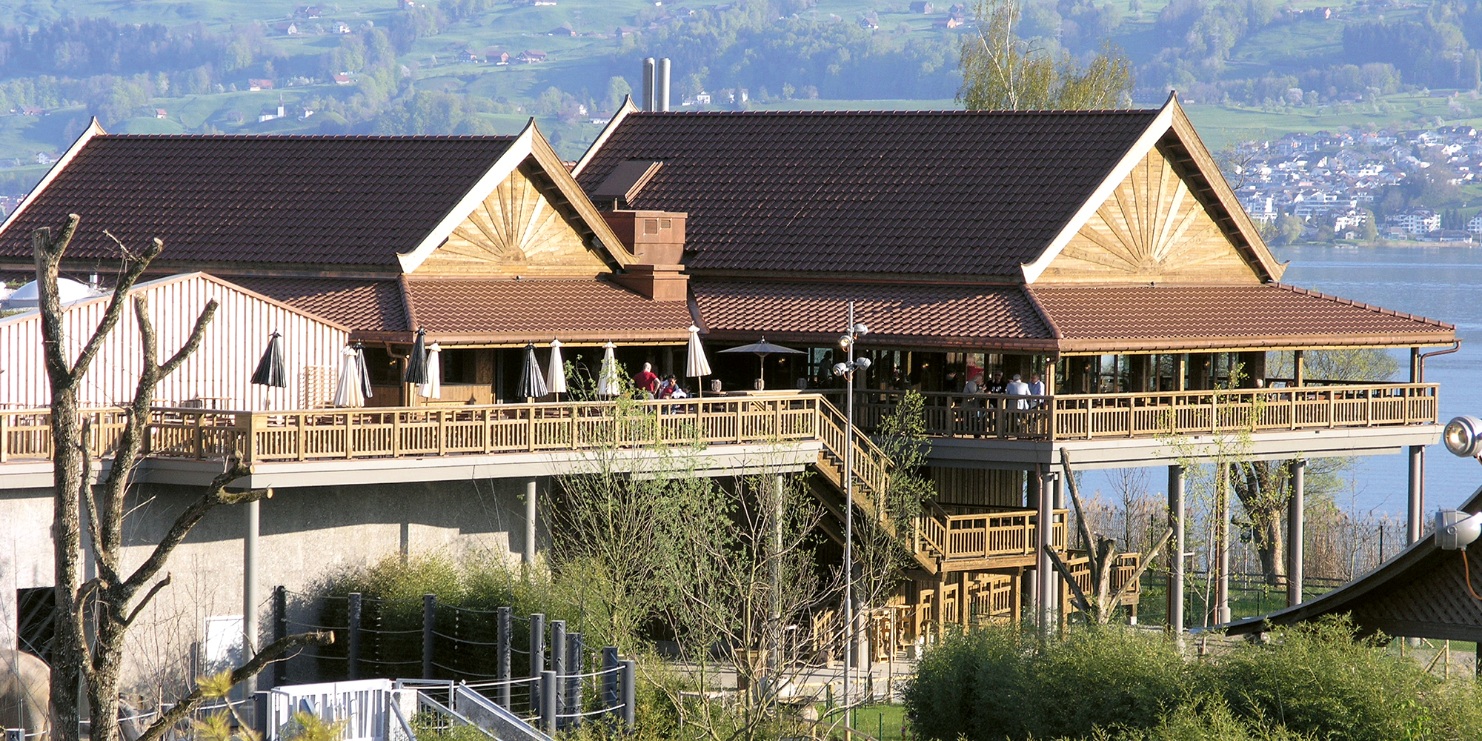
<box><xmin>851</xmin><ymin>383</ymin><xmax>1438</xmax><ymax>441</ymax></box>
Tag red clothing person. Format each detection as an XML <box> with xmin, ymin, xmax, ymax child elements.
<box><xmin>633</xmin><ymin>362</ymin><xmax>660</xmax><ymax>394</ymax></box>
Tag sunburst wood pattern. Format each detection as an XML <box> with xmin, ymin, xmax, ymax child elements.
<box><xmin>1038</xmin><ymin>146</ymin><xmax>1258</xmax><ymax>285</ymax></box>
<box><xmin>417</xmin><ymin>164</ymin><xmax>609</xmax><ymax>276</ymax></box>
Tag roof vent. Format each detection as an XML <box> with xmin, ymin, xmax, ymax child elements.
<box><xmin>592</xmin><ymin>159</ymin><xmax>662</xmax><ymax>206</ymax></box>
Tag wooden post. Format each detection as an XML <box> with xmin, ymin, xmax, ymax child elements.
<box><xmin>1287</xmin><ymin>459</ymin><xmax>1305</xmax><ymax>607</ymax></box>
<box><xmin>1168</xmin><ymin>465</ymin><xmax>1185</xmax><ymax>636</ymax></box>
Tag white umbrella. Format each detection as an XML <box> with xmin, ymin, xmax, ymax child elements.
<box><xmin>547</xmin><ymin>339</ymin><xmax>567</xmax><ymax>397</ymax></box>
<box><xmin>419</xmin><ymin>342</ymin><xmax>441</xmax><ymax>399</ymax></box>
<box><xmin>333</xmin><ymin>345</ymin><xmax>372</xmax><ymax>408</ymax></box>
<box><xmin>597</xmin><ymin>342</ymin><xmax>621</xmax><ymax>397</ymax></box>
<box><xmin>685</xmin><ymin>325</ymin><xmax>711</xmax><ymax>397</ymax></box>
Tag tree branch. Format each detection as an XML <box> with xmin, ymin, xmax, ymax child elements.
<box><xmin>122</xmin><ymin>574</ymin><xmax>172</xmax><ymax>628</ymax></box>
<box><xmin>70</xmin><ymin>229</ymin><xmax>161</xmax><ymax>381</ymax></box>
<box><xmin>119</xmin><ymin>461</ymin><xmax>253</xmax><ymax>598</ymax></box>
<box><xmin>32</xmin><ymin>215</ymin><xmax>82</xmax><ymax>385</ymax></box>
<box><xmin>134</xmin><ymin>631</ymin><xmax>334</xmax><ymax>741</ymax></box>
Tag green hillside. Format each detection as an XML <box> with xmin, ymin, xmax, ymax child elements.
<box><xmin>0</xmin><ymin>0</ymin><xmax>1477</xmax><ymax>196</ymax></box>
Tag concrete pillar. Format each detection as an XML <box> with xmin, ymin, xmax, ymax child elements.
<box><xmin>1287</xmin><ymin>460</ymin><xmax>1305</xmax><ymax>607</ymax></box>
<box><xmin>243</xmin><ymin>495</ymin><xmax>261</xmax><ymax>694</ymax></box>
<box><xmin>525</xmin><ymin>478</ymin><xmax>538</xmax><ymax>566</ymax></box>
<box><xmin>1216</xmin><ymin>465</ymin><xmax>1231</xmax><ymax>625</ymax></box>
<box><xmin>1036</xmin><ymin>470</ymin><xmax>1056</xmax><ymax>637</ymax></box>
<box><xmin>1408</xmin><ymin>445</ymin><xmax>1425</xmax><ymax>544</ymax></box>
<box><xmin>1167</xmin><ymin>465</ymin><xmax>1185</xmax><ymax>635</ymax></box>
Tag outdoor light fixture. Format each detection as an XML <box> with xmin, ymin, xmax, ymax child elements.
<box><xmin>834</xmin><ymin>305</ymin><xmax>871</xmax><ymax>736</ymax></box>
<box><xmin>1444</xmin><ymin>415</ymin><xmax>1482</xmax><ymax>459</ymax></box>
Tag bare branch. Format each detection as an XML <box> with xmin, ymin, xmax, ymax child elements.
<box><xmin>123</xmin><ymin>574</ymin><xmax>172</xmax><ymax>627</ymax></box>
<box><xmin>134</xmin><ymin>631</ymin><xmax>334</xmax><ymax>741</ymax></box>
<box><xmin>1111</xmin><ymin>528</ymin><xmax>1173</xmax><ymax>607</ymax></box>
<box><xmin>159</xmin><ymin>299</ymin><xmax>218</xmax><ymax>377</ymax></box>
<box><xmin>32</xmin><ymin>215</ymin><xmax>82</xmax><ymax>385</ymax></box>
<box><xmin>120</xmin><ymin>461</ymin><xmax>253</xmax><ymax>597</ymax></box>
<box><xmin>69</xmin><ymin>229</ymin><xmax>162</xmax><ymax>381</ymax></box>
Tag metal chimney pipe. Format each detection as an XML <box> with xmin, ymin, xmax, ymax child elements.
<box><xmin>658</xmin><ymin>58</ymin><xmax>671</xmax><ymax>112</ymax></box>
<box><xmin>642</xmin><ymin>57</ymin><xmax>656</xmax><ymax>111</ymax></box>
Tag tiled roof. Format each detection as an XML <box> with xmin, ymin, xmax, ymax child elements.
<box><xmin>1031</xmin><ymin>284</ymin><xmax>1455</xmax><ymax>351</ymax></box>
<box><xmin>0</xmin><ymin>134</ymin><xmax>515</xmax><ymax>268</ymax></box>
<box><xmin>402</xmin><ymin>277</ymin><xmax>692</xmax><ymax>342</ymax></box>
<box><xmin>578</xmin><ymin>110</ymin><xmax>1160</xmax><ymax>277</ymax></box>
<box><xmin>231</xmin><ymin>276</ymin><xmax>407</xmax><ymax>332</ymax></box>
<box><xmin>691</xmin><ymin>279</ymin><xmax>1057</xmax><ymax>350</ymax></box>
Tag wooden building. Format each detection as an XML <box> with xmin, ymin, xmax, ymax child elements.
<box><xmin>573</xmin><ymin>93</ymin><xmax>1456</xmax><ymax>632</ymax></box>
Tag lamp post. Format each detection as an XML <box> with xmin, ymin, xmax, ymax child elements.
<box><xmin>832</xmin><ymin>301</ymin><xmax>870</xmax><ymax>734</ymax></box>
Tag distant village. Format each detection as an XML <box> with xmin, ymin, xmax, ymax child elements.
<box><xmin>1232</xmin><ymin>123</ymin><xmax>1482</xmax><ymax>244</ymax></box>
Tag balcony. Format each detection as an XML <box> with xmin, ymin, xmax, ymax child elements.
<box><xmin>853</xmin><ymin>383</ymin><xmax>1438</xmax><ymax>442</ymax></box>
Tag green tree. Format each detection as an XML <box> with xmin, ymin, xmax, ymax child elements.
<box><xmin>958</xmin><ymin>0</ymin><xmax>1132</xmax><ymax>110</ymax></box>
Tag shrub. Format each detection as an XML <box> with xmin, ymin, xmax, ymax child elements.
<box><xmin>902</xmin><ymin>625</ymin><xmax>1030</xmax><ymax>741</ymax></box>
<box><xmin>1025</xmin><ymin>626</ymin><xmax>1191</xmax><ymax>739</ymax></box>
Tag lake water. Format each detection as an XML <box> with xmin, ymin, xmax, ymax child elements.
<box><xmin>1080</xmin><ymin>244</ymin><xmax>1482</xmax><ymax>517</ymax></box>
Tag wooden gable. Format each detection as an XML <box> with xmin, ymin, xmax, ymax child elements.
<box><xmin>415</xmin><ymin>162</ymin><xmax>612</xmax><ymax>277</ymax></box>
<box><xmin>1035</xmin><ymin>144</ymin><xmax>1260</xmax><ymax>285</ymax></box>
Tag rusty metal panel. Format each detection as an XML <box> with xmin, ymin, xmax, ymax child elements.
<box><xmin>0</xmin><ymin>273</ymin><xmax>348</xmax><ymax>411</ymax></box>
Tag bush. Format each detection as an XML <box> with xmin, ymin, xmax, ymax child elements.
<box><xmin>905</xmin><ymin>617</ymin><xmax>1482</xmax><ymax>741</ymax></box>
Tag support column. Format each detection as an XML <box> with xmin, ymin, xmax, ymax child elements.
<box><xmin>525</xmin><ymin>478</ymin><xmax>538</xmax><ymax>566</ymax></box>
<box><xmin>1287</xmin><ymin>460</ymin><xmax>1306</xmax><ymax>607</ymax></box>
<box><xmin>1036</xmin><ymin>470</ymin><xmax>1056</xmax><ymax>637</ymax></box>
<box><xmin>1408</xmin><ymin>446</ymin><xmax>1425</xmax><ymax>544</ymax></box>
<box><xmin>243</xmin><ymin>495</ymin><xmax>261</xmax><ymax>694</ymax></box>
<box><xmin>1216</xmin><ymin>466</ymin><xmax>1231</xmax><ymax>625</ymax></box>
<box><xmin>1167</xmin><ymin>466</ymin><xmax>1185</xmax><ymax>636</ymax></box>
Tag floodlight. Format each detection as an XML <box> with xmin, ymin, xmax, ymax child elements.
<box><xmin>1444</xmin><ymin>415</ymin><xmax>1482</xmax><ymax>458</ymax></box>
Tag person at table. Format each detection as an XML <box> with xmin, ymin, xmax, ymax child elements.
<box><xmin>633</xmin><ymin>362</ymin><xmax>660</xmax><ymax>397</ymax></box>
<box><xmin>1028</xmin><ymin>373</ymin><xmax>1046</xmax><ymax>407</ymax></box>
<box><xmin>1006</xmin><ymin>373</ymin><xmax>1031</xmax><ymax>410</ymax></box>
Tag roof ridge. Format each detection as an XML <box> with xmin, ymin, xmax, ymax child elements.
<box><xmin>628</xmin><ymin>109</ymin><xmax>1160</xmax><ymax>118</ymax></box>
<box><xmin>101</xmin><ymin>134</ymin><xmax>519</xmax><ymax>141</ymax></box>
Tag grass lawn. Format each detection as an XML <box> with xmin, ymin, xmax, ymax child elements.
<box><xmin>830</xmin><ymin>704</ymin><xmax>910</xmax><ymax>741</ymax></box>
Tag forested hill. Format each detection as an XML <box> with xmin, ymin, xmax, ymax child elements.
<box><xmin>0</xmin><ymin>0</ymin><xmax>1478</xmax><ymax>199</ymax></box>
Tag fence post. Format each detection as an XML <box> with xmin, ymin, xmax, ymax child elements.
<box><xmin>7</xmin><ymin>729</ymin><xmax>24</xmax><ymax>741</ymax></box>
<box><xmin>566</xmin><ymin>632</ymin><xmax>584</xmax><ymax>729</ymax></box>
<box><xmin>529</xmin><ymin>613</ymin><xmax>546</xmax><ymax>714</ymax></box>
<box><xmin>347</xmin><ymin>592</ymin><xmax>362</xmax><ymax>681</ymax></box>
<box><xmin>422</xmin><ymin>594</ymin><xmax>436</xmax><ymax>679</ymax></box>
<box><xmin>540</xmin><ymin>670</ymin><xmax>558</xmax><ymax>733</ymax></box>
<box><xmin>551</xmin><ymin>620</ymin><xmax>567</xmax><ymax>725</ymax></box>
<box><xmin>272</xmin><ymin>586</ymin><xmax>288</xmax><ymax>688</ymax></box>
<box><xmin>621</xmin><ymin>659</ymin><xmax>636</xmax><ymax>729</ymax></box>
<box><xmin>253</xmin><ymin>691</ymin><xmax>269</xmax><ymax>737</ymax></box>
<box><xmin>496</xmin><ymin>606</ymin><xmax>512</xmax><ymax>709</ymax></box>
<box><xmin>602</xmin><ymin>647</ymin><xmax>619</xmax><ymax>721</ymax></box>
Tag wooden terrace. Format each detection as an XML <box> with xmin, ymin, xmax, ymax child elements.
<box><xmin>853</xmin><ymin>382</ymin><xmax>1439</xmax><ymax>441</ymax></box>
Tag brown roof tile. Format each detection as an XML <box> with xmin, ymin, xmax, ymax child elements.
<box><xmin>0</xmin><ymin>134</ymin><xmax>515</xmax><ymax>269</ymax></box>
<box><xmin>402</xmin><ymin>277</ymin><xmax>692</xmax><ymax>343</ymax></box>
<box><xmin>578</xmin><ymin>110</ymin><xmax>1160</xmax><ymax>277</ymax></box>
<box><xmin>1031</xmin><ymin>284</ymin><xmax>1455</xmax><ymax>351</ymax></box>
<box><xmin>231</xmin><ymin>276</ymin><xmax>407</xmax><ymax>332</ymax></box>
<box><xmin>692</xmin><ymin>279</ymin><xmax>1056</xmax><ymax>350</ymax></box>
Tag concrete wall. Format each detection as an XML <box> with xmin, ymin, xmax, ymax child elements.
<box><xmin>0</xmin><ymin>476</ymin><xmax>541</xmax><ymax>696</ymax></box>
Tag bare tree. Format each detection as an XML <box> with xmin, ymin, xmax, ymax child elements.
<box><xmin>35</xmin><ymin>215</ymin><xmax>328</xmax><ymax>741</ymax></box>
<box><xmin>958</xmin><ymin>0</ymin><xmax>1132</xmax><ymax>111</ymax></box>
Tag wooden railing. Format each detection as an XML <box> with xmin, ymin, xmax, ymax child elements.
<box><xmin>0</xmin><ymin>395</ymin><xmax>833</xmax><ymax>465</ymax></box>
<box><xmin>854</xmin><ymin>383</ymin><xmax>1438</xmax><ymax>442</ymax></box>
<box><xmin>1066</xmin><ymin>552</ymin><xmax>1143</xmax><ymax>609</ymax></box>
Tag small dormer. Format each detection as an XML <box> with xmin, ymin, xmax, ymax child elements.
<box><xmin>603</xmin><ymin>209</ymin><xmax>688</xmax><ymax>301</ymax></box>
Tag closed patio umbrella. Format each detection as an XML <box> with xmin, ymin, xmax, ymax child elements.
<box><xmin>597</xmin><ymin>342</ymin><xmax>621</xmax><ymax>397</ymax></box>
<box><xmin>685</xmin><ymin>325</ymin><xmax>711</xmax><ymax>397</ymax></box>
<box><xmin>517</xmin><ymin>343</ymin><xmax>548</xmax><ymax>400</ymax></box>
<box><xmin>547</xmin><ymin>339</ymin><xmax>567</xmax><ymax>399</ymax></box>
<box><xmin>333</xmin><ymin>344</ymin><xmax>373</xmax><ymax>407</ymax></box>
<box><xmin>419</xmin><ymin>343</ymin><xmax>442</xmax><ymax>399</ymax></box>
<box><xmin>718</xmin><ymin>337</ymin><xmax>803</xmax><ymax>390</ymax></box>
<box><xmin>250</xmin><ymin>331</ymin><xmax>287</xmax><ymax>388</ymax></box>
<box><xmin>403</xmin><ymin>328</ymin><xmax>428</xmax><ymax>385</ymax></box>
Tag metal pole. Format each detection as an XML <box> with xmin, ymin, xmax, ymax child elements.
<box><xmin>272</xmin><ymin>586</ymin><xmax>288</xmax><ymax>688</ymax></box>
<box><xmin>1287</xmin><ymin>459</ymin><xmax>1305</xmax><ymax>607</ymax></box>
<box><xmin>842</xmin><ymin>300</ymin><xmax>855</xmax><ymax>733</ymax></box>
<box><xmin>422</xmin><ymin>594</ymin><xmax>435</xmax><ymax>679</ymax></box>
<box><xmin>1036</xmin><ymin>470</ymin><xmax>1055</xmax><ymax>637</ymax></box>
<box><xmin>567</xmin><ymin>633</ymin><xmax>584</xmax><ymax>729</ymax></box>
<box><xmin>602</xmin><ymin>647</ymin><xmax>620</xmax><ymax>720</ymax></box>
<box><xmin>551</xmin><ymin>620</ymin><xmax>567</xmax><ymax>723</ymax></box>
<box><xmin>347</xmin><ymin>592</ymin><xmax>362</xmax><ymax>681</ymax></box>
<box><xmin>540</xmin><ymin>670</ymin><xmax>558</xmax><ymax>732</ymax></box>
<box><xmin>1168</xmin><ymin>465</ymin><xmax>1185</xmax><ymax>636</ymax></box>
<box><xmin>244</xmin><ymin>496</ymin><xmax>260</xmax><ymax>693</ymax></box>
<box><xmin>496</xmin><ymin>607</ymin><xmax>512</xmax><ymax>708</ymax></box>
<box><xmin>1217</xmin><ymin>465</ymin><xmax>1232</xmax><ymax>625</ymax></box>
<box><xmin>525</xmin><ymin>478</ymin><xmax>538</xmax><ymax>566</ymax></box>
<box><xmin>529</xmin><ymin>613</ymin><xmax>545</xmax><ymax>714</ymax></box>
<box><xmin>1408</xmin><ymin>445</ymin><xmax>1424</xmax><ymax>543</ymax></box>
<box><xmin>621</xmin><ymin>659</ymin><xmax>637</xmax><ymax>729</ymax></box>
